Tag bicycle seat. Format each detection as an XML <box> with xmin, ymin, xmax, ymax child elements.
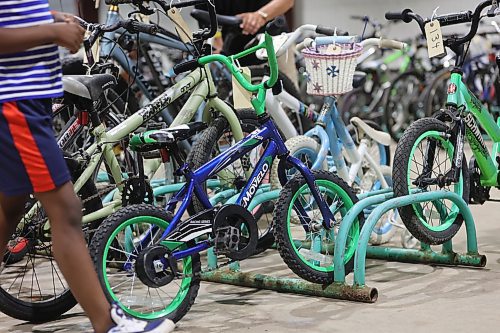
<box><xmin>350</xmin><ymin>117</ymin><xmax>392</xmax><ymax>146</ymax></box>
<box><xmin>191</xmin><ymin>9</ymin><xmax>242</xmax><ymax>27</ymax></box>
<box><xmin>63</xmin><ymin>74</ymin><xmax>117</xmax><ymax>101</ymax></box>
<box><xmin>352</xmin><ymin>72</ymin><xmax>367</xmax><ymax>89</ymax></box>
<box><xmin>130</xmin><ymin>122</ymin><xmax>208</xmax><ymax>152</ymax></box>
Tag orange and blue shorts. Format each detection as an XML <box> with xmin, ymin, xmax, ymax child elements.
<box><xmin>0</xmin><ymin>99</ymin><xmax>70</xmax><ymax>196</ymax></box>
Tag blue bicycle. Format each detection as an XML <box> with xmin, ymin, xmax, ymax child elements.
<box><xmin>89</xmin><ymin>13</ymin><xmax>363</xmax><ymax>322</ymax></box>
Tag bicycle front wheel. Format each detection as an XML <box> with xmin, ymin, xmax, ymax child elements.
<box><xmin>273</xmin><ymin>170</ymin><xmax>363</xmax><ymax>284</ymax></box>
<box><xmin>392</xmin><ymin>117</ymin><xmax>469</xmax><ymax>245</ymax></box>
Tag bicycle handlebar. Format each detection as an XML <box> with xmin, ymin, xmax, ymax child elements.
<box><xmin>385</xmin><ymin>1</ymin><xmax>498</xmax><ymax>48</ymax></box>
<box><xmin>105</xmin><ymin>0</ymin><xmax>218</xmax><ymax>41</ymax></box>
<box><xmin>296</xmin><ymin>36</ymin><xmax>406</xmax><ymax>51</ymax></box>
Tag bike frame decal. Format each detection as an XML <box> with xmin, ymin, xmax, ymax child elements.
<box><xmin>447</xmin><ymin>72</ymin><xmax>500</xmax><ymax>186</ymax></box>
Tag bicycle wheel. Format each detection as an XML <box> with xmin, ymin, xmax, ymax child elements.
<box><xmin>365</xmin><ymin>165</ymin><xmax>398</xmax><ymax>245</ymax></box>
<box><xmin>274</xmin><ymin>170</ymin><xmax>363</xmax><ymax>284</ymax></box>
<box><xmin>392</xmin><ymin>117</ymin><xmax>469</xmax><ymax>245</ymax></box>
<box><xmin>0</xmin><ymin>160</ymin><xmax>102</xmax><ymax>323</ymax></box>
<box><xmin>89</xmin><ymin>204</ymin><xmax>200</xmax><ymax>323</ymax></box>
<box><xmin>338</xmin><ymin>87</ymin><xmax>374</xmax><ymax>124</ymax></box>
<box><xmin>384</xmin><ymin>71</ymin><xmax>425</xmax><ymax>141</ymax></box>
<box><xmin>422</xmin><ymin>69</ymin><xmax>451</xmax><ymax>118</ymax></box>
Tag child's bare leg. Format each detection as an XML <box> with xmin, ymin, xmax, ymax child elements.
<box><xmin>0</xmin><ymin>193</ymin><xmax>29</xmax><ymax>260</ymax></box>
<box><xmin>35</xmin><ymin>182</ymin><xmax>112</xmax><ymax>333</ymax></box>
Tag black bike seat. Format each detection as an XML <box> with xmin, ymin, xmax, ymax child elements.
<box><xmin>352</xmin><ymin>72</ymin><xmax>367</xmax><ymax>89</ymax></box>
<box><xmin>63</xmin><ymin>74</ymin><xmax>117</xmax><ymax>101</ymax></box>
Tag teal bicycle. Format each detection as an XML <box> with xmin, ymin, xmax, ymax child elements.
<box><xmin>388</xmin><ymin>1</ymin><xmax>500</xmax><ymax>245</ymax></box>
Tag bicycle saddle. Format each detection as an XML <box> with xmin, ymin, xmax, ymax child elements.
<box><xmin>63</xmin><ymin>74</ymin><xmax>117</xmax><ymax>101</ymax></box>
<box><xmin>352</xmin><ymin>72</ymin><xmax>367</xmax><ymax>89</ymax></box>
<box><xmin>130</xmin><ymin>122</ymin><xmax>208</xmax><ymax>152</ymax></box>
<box><xmin>350</xmin><ymin>117</ymin><xmax>392</xmax><ymax>146</ymax></box>
<box><xmin>191</xmin><ymin>9</ymin><xmax>242</xmax><ymax>27</ymax></box>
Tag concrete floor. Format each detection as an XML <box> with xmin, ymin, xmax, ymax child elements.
<box><xmin>2</xmin><ymin>194</ymin><xmax>500</xmax><ymax>333</ymax></box>
<box><xmin>2</xmin><ymin>150</ymin><xmax>500</xmax><ymax>332</ymax></box>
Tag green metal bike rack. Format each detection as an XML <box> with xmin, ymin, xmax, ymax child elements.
<box><xmin>147</xmin><ymin>177</ymin><xmax>485</xmax><ymax>304</ymax></box>
<box><xmin>200</xmin><ymin>186</ymin><xmax>382</xmax><ymax>301</ymax></box>
<box><xmin>332</xmin><ymin>189</ymin><xmax>486</xmax><ymax>303</ymax></box>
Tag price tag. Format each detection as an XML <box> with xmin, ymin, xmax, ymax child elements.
<box><xmin>326</xmin><ymin>43</ymin><xmax>342</xmax><ymax>54</ymax></box>
<box><xmin>136</xmin><ymin>13</ymin><xmax>150</xmax><ymax>24</ymax></box>
<box><xmin>425</xmin><ymin>20</ymin><xmax>446</xmax><ymax>58</ymax></box>
<box><xmin>232</xmin><ymin>67</ymin><xmax>253</xmax><ymax>109</ymax></box>
<box><xmin>92</xmin><ymin>36</ymin><xmax>101</xmax><ymax>64</ymax></box>
<box><xmin>167</xmin><ymin>7</ymin><xmax>193</xmax><ymax>43</ymax></box>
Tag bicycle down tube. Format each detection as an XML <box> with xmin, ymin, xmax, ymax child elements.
<box><xmin>447</xmin><ymin>71</ymin><xmax>500</xmax><ymax>186</ymax></box>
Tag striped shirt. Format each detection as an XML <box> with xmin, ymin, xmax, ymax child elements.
<box><xmin>0</xmin><ymin>0</ymin><xmax>62</xmax><ymax>103</ymax></box>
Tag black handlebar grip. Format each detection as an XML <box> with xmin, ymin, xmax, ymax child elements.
<box><xmin>385</xmin><ymin>9</ymin><xmax>413</xmax><ymax>23</ymax></box>
<box><xmin>316</xmin><ymin>25</ymin><xmax>349</xmax><ymax>36</ymax></box>
<box><xmin>265</xmin><ymin>16</ymin><xmax>287</xmax><ymax>36</ymax></box>
<box><xmin>105</xmin><ymin>0</ymin><xmax>134</xmax><ymax>5</ymax></box>
<box><xmin>130</xmin><ymin>21</ymin><xmax>158</xmax><ymax>35</ymax></box>
<box><xmin>436</xmin><ymin>11</ymin><xmax>473</xmax><ymax>27</ymax></box>
<box><xmin>173</xmin><ymin>59</ymin><xmax>199</xmax><ymax>75</ymax></box>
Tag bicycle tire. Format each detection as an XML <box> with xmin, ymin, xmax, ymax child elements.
<box><xmin>273</xmin><ymin>170</ymin><xmax>364</xmax><ymax>284</ymax></box>
<box><xmin>0</xmin><ymin>159</ymin><xmax>103</xmax><ymax>323</ymax></box>
<box><xmin>392</xmin><ymin>117</ymin><xmax>469</xmax><ymax>245</ymax></box>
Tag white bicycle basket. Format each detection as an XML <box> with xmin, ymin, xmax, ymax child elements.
<box><xmin>302</xmin><ymin>42</ymin><xmax>362</xmax><ymax>96</ymax></box>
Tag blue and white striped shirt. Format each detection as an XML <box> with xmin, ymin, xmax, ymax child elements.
<box><xmin>0</xmin><ymin>0</ymin><xmax>63</xmax><ymax>103</ymax></box>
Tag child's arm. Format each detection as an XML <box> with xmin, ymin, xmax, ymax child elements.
<box><xmin>0</xmin><ymin>21</ymin><xmax>85</xmax><ymax>55</ymax></box>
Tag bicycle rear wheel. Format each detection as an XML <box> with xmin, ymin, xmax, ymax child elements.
<box><xmin>0</xmin><ymin>161</ymin><xmax>102</xmax><ymax>323</ymax></box>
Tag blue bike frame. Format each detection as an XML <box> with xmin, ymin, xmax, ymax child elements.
<box><xmin>137</xmin><ymin>118</ymin><xmax>337</xmax><ymax>260</ymax></box>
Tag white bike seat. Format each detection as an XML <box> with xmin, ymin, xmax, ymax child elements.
<box><xmin>350</xmin><ymin>117</ymin><xmax>392</xmax><ymax>146</ymax></box>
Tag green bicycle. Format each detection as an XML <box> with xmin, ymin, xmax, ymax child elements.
<box><xmin>388</xmin><ymin>1</ymin><xmax>500</xmax><ymax>245</ymax></box>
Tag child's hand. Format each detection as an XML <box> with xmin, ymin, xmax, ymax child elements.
<box><xmin>50</xmin><ymin>22</ymin><xmax>85</xmax><ymax>54</ymax></box>
<box><xmin>52</xmin><ymin>11</ymin><xmax>76</xmax><ymax>23</ymax></box>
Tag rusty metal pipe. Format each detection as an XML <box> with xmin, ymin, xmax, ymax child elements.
<box><xmin>200</xmin><ymin>269</ymin><xmax>378</xmax><ymax>303</ymax></box>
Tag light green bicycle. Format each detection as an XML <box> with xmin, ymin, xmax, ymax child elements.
<box><xmin>389</xmin><ymin>1</ymin><xmax>500</xmax><ymax>245</ymax></box>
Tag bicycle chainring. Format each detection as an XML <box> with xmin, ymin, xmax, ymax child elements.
<box><xmin>122</xmin><ymin>177</ymin><xmax>154</xmax><ymax>206</ymax></box>
<box><xmin>213</xmin><ymin>204</ymin><xmax>258</xmax><ymax>261</ymax></box>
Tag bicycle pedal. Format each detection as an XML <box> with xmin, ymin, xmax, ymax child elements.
<box><xmin>214</xmin><ymin>226</ymin><xmax>240</xmax><ymax>255</ymax></box>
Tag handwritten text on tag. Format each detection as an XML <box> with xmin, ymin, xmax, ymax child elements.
<box><xmin>425</xmin><ymin>20</ymin><xmax>446</xmax><ymax>58</ymax></box>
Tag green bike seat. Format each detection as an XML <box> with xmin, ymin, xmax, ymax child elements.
<box><xmin>130</xmin><ymin>122</ymin><xmax>207</xmax><ymax>152</ymax></box>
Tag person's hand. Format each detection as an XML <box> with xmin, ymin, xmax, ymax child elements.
<box><xmin>237</xmin><ymin>12</ymin><xmax>267</xmax><ymax>35</ymax></box>
<box><xmin>52</xmin><ymin>11</ymin><xmax>77</xmax><ymax>23</ymax></box>
<box><xmin>50</xmin><ymin>22</ymin><xmax>85</xmax><ymax>54</ymax></box>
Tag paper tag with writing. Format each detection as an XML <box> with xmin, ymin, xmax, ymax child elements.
<box><xmin>232</xmin><ymin>67</ymin><xmax>253</xmax><ymax>109</ymax></box>
<box><xmin>136</xmin><ymin>13</ymin><xmax>150</xmax><ymax>24</ymax></box>
<box><xmin>167</xmin><ymin>8</ymin><xmax>193</xmax><ymax>43</ymax></box>
<box><xmin>326</xmin><ymin>43</ymin><xmax>342</xmax><ymax>54</ymax></box>
<box><xmin>425</xmin><ymin>20</ymin><xmax>446</xmax><ymax>58</ymax></box>
<box><xmin>92</xmin><ymin>36</ymin><xmax>101</xmax><ymax>64</ymax></box>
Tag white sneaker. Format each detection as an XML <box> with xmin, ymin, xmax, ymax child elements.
<box><xmin>107</xmin><ymin>303</ymin><xmax>176</xmax><ymax>333</ymax></box>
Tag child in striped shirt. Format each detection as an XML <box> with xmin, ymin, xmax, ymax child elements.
<box><xmin>0</xmin><ymin>1</ymin><xmax>174</xmax><ymax>332</ymax></box>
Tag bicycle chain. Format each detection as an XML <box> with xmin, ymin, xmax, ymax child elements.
<box><xmin>180</xmin><ymin>257</ymin><xmax>237</xmax><ymax>279</ymax></box>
